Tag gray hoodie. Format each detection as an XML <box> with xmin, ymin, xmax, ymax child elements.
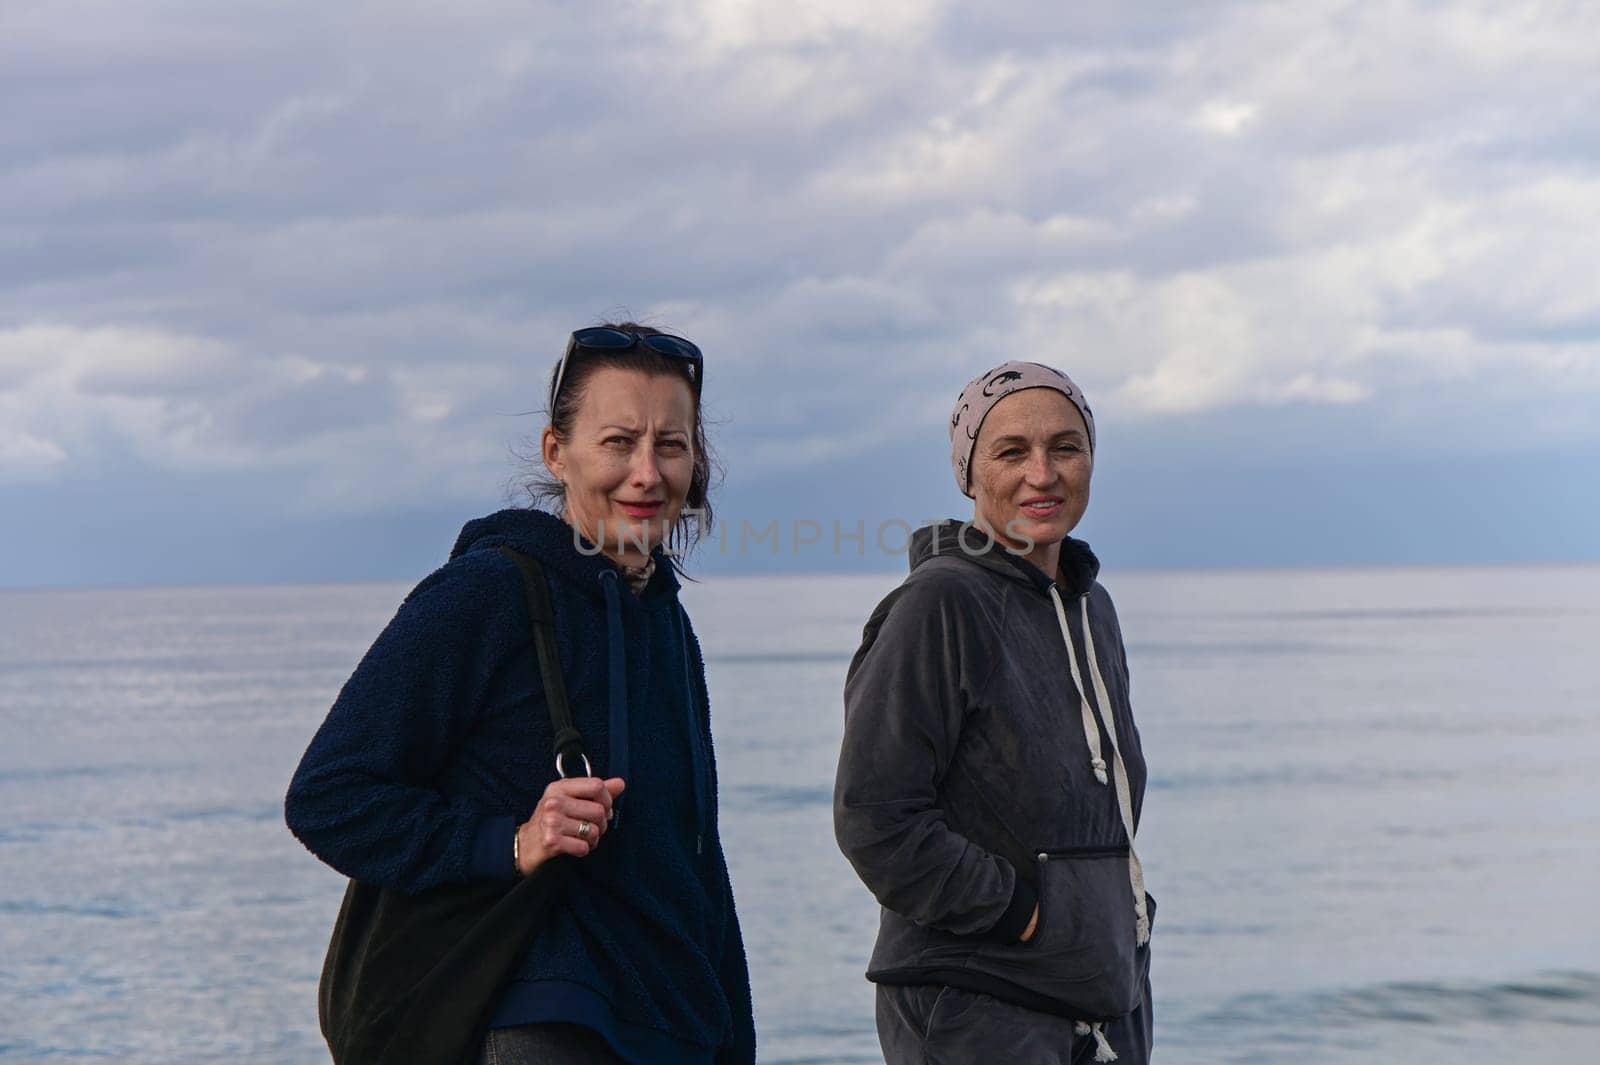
<box><xmin>834</xmin><ymin>520</ymin><xmax>1153</xmax><ymax>1024</ymax></box>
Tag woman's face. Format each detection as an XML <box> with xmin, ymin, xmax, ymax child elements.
<box><xmin>970</xmin><ymin>387</ymin><xmax>1092</xmax><ymax>569</ymax></box>
<box><xmin>542</xmin><ymin>366</ymin><xmax>696</xmax><ymax>566</ymax></box>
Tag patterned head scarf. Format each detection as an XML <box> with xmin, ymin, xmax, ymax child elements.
<box><xmin>950</xmin><ymin>360</ymin><xmax>1095</xmax><ymax>498</ymax></box>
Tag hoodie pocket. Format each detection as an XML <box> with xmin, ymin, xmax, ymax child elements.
<box><xmin>964</xmin><ymin>846</ymin><xmax>1146</xmax><ymax>1020</ymax></box>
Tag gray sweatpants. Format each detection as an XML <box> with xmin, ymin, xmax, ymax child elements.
<box><xmin>876</xmin><ymin>978</ymin><xmax>1154</xmax><ymax>1065</ymax></box>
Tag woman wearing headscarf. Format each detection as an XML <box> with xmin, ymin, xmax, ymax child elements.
<box><xmin>834</xmin><ymin>361</ymin><xmax>1154</xmax><ymax>1064</ymax></box>
<box><xmin>286</xmin><ymin>323</ymin><xmax>755</xmax><ymax>1065</ymax></box>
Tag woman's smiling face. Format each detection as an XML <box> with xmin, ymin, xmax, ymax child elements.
<box><xmin>542</xmin><ymin>366</ymin><xmax>696</xmax><ymax>566</ymax></box>
<box><xmin>970</xmin><ymin>387</ymin><xmax>1093</xmax><ymax>575</ymax></box>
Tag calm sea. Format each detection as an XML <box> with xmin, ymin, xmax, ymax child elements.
<box><xmin>2</xmin><ymin>565</ymin><xmax>1598</xmax><ymax>1063</ymax></box>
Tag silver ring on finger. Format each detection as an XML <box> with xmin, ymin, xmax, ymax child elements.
<box><xmin>576</xmin><ymin>820</ymin><xmax>593</xmax><ymax>840</ymax></box>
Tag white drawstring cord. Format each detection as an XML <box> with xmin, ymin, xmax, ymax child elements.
<box><xmin>1077</xmin><ymin>595</ymin><xmax>1150</xmax><ymax>948</ymax></box>
<box><xmin>1051</xmin><ymin>588</ymin><xmax>1109</xmax><ymax>785</ymax></box>
<box><xmin>1074</xmin><ymin>1021</ymin><xmax>1119</xmax><ymax>1062</ymax></box>
<box><xmin>1048</xmin><ymin>586</ymin><xmax>1151</xmax><ymax>947</ymax></box>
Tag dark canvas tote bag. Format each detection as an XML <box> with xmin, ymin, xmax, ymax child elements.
<box><xmin>317</xmin><ymin>547</ymin><xmax>589</xmax><ymax>1065</ymax></box>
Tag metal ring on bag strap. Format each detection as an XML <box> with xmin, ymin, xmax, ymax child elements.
<box><xmin>555</xmin><ymin>752</ymin><xmax>593</xmax><ymax>780</ymax></box>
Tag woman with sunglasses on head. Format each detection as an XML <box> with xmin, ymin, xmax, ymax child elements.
<box><xmin>834</xmin><ymin>361</ymin><xmax>1155</xmax><ymax>1064</ymax></box>
<box><xmin>286</xmin><ymin>323</ymin><xmax>755</xmax><ymax>1065</ymax></box>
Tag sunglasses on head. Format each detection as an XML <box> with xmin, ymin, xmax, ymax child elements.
<box><xmin>548</xmin><ymin>327</ymin><xmax>704</xmax><ymax>410</ymax></box>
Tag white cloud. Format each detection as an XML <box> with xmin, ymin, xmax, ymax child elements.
<box><xmin>0</xmin><ymin>323</ymin><xmax>521</xmax><ymax>508</ymax></box>
<box><xmin>3</xmin><ymin>0</ymin><xmax>1599</xmax><ymax>518</ymax></box>
<box><xmin>1259</xmin><ymin>374</ymin><xmax>1370</xmax><ymax>405</ymax></box>
<box><xmin>1193</xmin><ymin>100</ymin><xmax>1259</xmax><ymax>137</ymax></box>
<box><xmin>0</xmin><ymin>428</ymin><xmax>68</xmax><ymax>482</ymax></box>
<box><xmin>647</xmin><ymin>0</ymin><xmax>945</xmax><ymax>57</ymax></box>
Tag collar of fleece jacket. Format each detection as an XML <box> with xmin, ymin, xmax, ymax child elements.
<box><xmin>908</xmin><ymin>518</ymin><xmax>1100</xmax><ymax>598</ymax></box>
<box><xmin>449</xmin><ymin>508</ymin><xmax>682</xmax><ymax>600</ymax></box>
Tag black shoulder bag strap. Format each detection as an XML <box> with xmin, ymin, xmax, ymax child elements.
<box><xmin>496</xmin><ymin>546</ymin><xmax>589</xmax><ymax>779</ymax></box>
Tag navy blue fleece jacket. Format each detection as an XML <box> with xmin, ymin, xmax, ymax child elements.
<box><xmin>285</xmin><ymin>508</ymin><xmax>755</xmax><ymax>1065</ymax></box>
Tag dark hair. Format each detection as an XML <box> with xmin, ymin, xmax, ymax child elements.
<box><xmin>523</xmin><ymin>321</ymin><xmax>718</xmax><ymax>556</ymax></box>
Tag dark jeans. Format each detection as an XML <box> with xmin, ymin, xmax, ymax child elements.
<box><xmin>876</xmin><ymin>979</ymin><xmax>1154</xmax><ymax>1065</ymax></box>
<box><xmin>477</xmin><ymin>1023</ymin><xmax>627</xmax><ymax>1065</ymax></box>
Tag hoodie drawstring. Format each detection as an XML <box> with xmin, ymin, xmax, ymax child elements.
<box><xmin>599</xmin><ymin>572</ymin><xmax>710</xmax><ymax>855</ymax></box>
<box><xmin>1048</xmin><ymin>584</ymin><xmax>1151</xmax><ymax>952</ymax></box>
<box><xmin>1074</xmin><ymin>1021</ymin><xmax>1119</xmax><ymax>1062</ymax></box>
<box><xmin>1053</xmin><ymin>587</ymin><xmax>1111</xmax><ymax>787</ymax></box>
<box><xmin>675</xmin><ymin>606</ymin><xmax>710</xmax><ymax>856</ymax></box>
<box><xmin>598</xmin><ymin>571</ymin><xmax>629</xmax><ymax>823</ymax></box>
<box><xmin>1077</xmin><ymin>592</ymin><xmax>1150</xmax><ymax>944</ymax></box>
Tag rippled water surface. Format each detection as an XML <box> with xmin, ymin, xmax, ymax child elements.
<box><xmin>3</xmin><ymin>565</ymin><xmax>1598</xmax><ymax>1062</ymax></box>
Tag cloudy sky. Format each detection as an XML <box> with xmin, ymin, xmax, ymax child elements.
<box><xmin>5</xmin><ymin>0</ymin><xmax>1598</xmax><ymax>587</ymax></box>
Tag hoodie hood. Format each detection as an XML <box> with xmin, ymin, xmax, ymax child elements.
<box><xmin>908</xmin><ymin>519</ymin><xmax>1100</xmax><ymax>598</ymax></box>
<box><xmin>450</xmin><ymin>508</ymin><xmax>681</xmax><ymax>600</ymax></box>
